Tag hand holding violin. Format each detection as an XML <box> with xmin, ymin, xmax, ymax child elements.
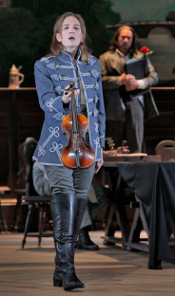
<box><xmin>94</xmin><ymin>148</ymin><xmax>104</xmax><ymax>174</ymax></box>
<box><xmin>62</xmin><ymin>83</ymin><xmax>80</xmax><ymax>104</ymax></box>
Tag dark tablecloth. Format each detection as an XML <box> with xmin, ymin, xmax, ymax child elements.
<box><xmin>117</xmin><ymin>162</ymin><xmax>175</xmax><ymax>269</ymax></box>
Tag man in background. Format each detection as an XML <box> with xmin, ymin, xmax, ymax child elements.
<box><xmin>99</xmin><ymin>25</ymin><xmax>159</xmax><ymax>153</ymax></box>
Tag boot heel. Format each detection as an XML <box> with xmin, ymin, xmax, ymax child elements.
<box><xmin>63</xmin><ymin>271</ymin><xmax>85</xmax><ymax>290</ymax></box>
<box><xmin>53</xmin><ymin>280</ymin><xmax>63</xmax><ymax>287</ymax></box>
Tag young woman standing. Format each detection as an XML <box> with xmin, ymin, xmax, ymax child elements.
<box><xmin>33</xmin><ymin>12</ymin><xmax>105</xmax><ymax>291</ymax></box>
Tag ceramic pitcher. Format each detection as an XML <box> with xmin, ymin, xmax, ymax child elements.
<box><xmin>8</xmin><ymin>64</ymin><xmax>24</xmax><ymax>89</ymax></box>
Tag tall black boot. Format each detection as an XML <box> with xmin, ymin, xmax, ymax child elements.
<box><xmin>73</xmin><ymin>198</ymin><xmax>88</xmax><ymax>243</ymax></box>
<box><xmin>50</xmin><ymin>193</ymin><xmax>84</xmax><ymax>290</ymax></box>
<box><xmin>76</xmin><ymin>226</ymin><xmax>99</xmax><ymax>250</ymax></box>
<box><xmin>53</xmin><ymin>246</ymin><xmax>63</xmax><ymax>287</ymax></box>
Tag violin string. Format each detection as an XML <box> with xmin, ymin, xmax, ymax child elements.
<box><xmin>75</xmin><ymin>94</ymin><xmax>79</xmax><ymax>133</ymax></box>
<box><xmin>71</xmin><ymin>92</ymin><xmax>75</xmax><ymax>133</ymax></box>
<box><xmin>71</xmin><ymin>92</ymin><xmax>79</xmax><ymax>134</ymax></box>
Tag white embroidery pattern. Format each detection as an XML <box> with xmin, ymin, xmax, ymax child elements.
<box><xmin>50</xmin><ymin>142</ymin><xmax>63</xmax><ymax>161</ymax></box>
<box><xmin>46</xmin><ymin>98</ymin><xmax>54</xmax><ymax>111</ymax></box>
<box><xmin>88</xmin><ymin>108</ymin><xmax>99</xmax><ymax>117</ymax></box>
<box><xmin>55</xmin><ymin>85</ymin><xmax>64</xmax><ymax>95</ymax></box>
<box><xmin>40</xmin><ymin>57</ymin><xmax>54</xmax><ymax>63</ymax></box>
<box><xmin>94</xmin><ymin>82</ymin><xmax>99</xmax><ymax>90</ymax></box>
<box><xmin>46</xmin><ymin>97</ymin><xmax>61</xmax><ymax>112</ymax></box>
<box><xmin>79</xmin><ymin>69</ymin><xmax>99</xmax><ymax>78</ymax></box>
<box><xmin>90</xmin><ymin>69</ymin><xmax>99</xmax><ymax>78</ymax></box>
<box><xmin>51</xmin><ymin>74</ymin><xmax>62</xmax><ymax>82</ymax></box>
<box><xmin>38</xmin><ymin>127</ymin><xmax>60</xmax><ymax>157</ymax></box>
<box><xmin>53</xmin><ymin>112</ymin><xmax>64</xmax><ymax>121</ymax></box>
<box><xmin>88</xmin><ymin>56</ymin><xmax>96</xmax><ymax>65</ymax></box>
<box><xmin>84</xmin><ymin>82</ymin><xmax>99</xmax><ymax>90</ymax></box>
<box><xmin>47</xmin><ymin>63</ymin><xmax>59</xmax><ymax>70</ymax></box>
<box><xmin>47</xmin><ymin>64</ymin><xmax>75</xmax><ymax>70</ymax></box>
<box><xmin>87</xmin><ymin>96</ymin><xmax>99</xmax><ymax>104</ymax></box>
<box><xmin>38</xmin><ymin>145</ymin><xmax>46</xmax><ymax>157</ymax></box>
<box><xmin>94</xmin><ymin>122</ymin><xmax>99</xmax><ymax>133</ymax></box>
<box><xmin>94</xmin><ymin>95</ymin><xmax>99</xmax><ymax>103</ymax></box>
<box><xmin>93</xmin><ymin>137</ymin><xmax>101</xmax><ymax>158</ymax></box>
<box><xmin>51</xmin><ymin>74</ymin><xmax>76</xmax><ymax>82</ymax></box>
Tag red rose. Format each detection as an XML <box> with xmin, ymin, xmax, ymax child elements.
<box><xmin>140</xmin><ymin>46</ymin><xmax>149</xmax><ymax>53</ymax></box>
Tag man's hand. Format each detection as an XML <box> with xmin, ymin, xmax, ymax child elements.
<box><xmin>125</xmin><ymin>80</ymin><xmax>138</xmax><ymax>91</ymax></box>
<box><xmin>62</xmin><ymin>84</ymin><xmax>80</xmax><ymax>104</ymax></box>
<box><xmin>120</xmin><ymin>73</ymin><xmax>138</xmax><ymax>91</ymax></box>
<box><xmin>94</xmin><ymin>148</ymin><xmax>103</xmax><ymax>174</ymax></box>
<box><xmin>116</xmin><ymin>146</ymin><xmax>130</xmax><ymax>154</ymax></box>
<box><xmin>120</xmin><ymin>73</ymin><xmax>135</xmax><ymax>85</ymax></box>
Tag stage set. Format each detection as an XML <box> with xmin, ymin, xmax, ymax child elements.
<box><xmin>1</xmin><ymin>87</ymin><xmax>175</xmax><ymax>295</ymax></box>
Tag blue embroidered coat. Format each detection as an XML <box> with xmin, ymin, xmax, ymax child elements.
<box><xmin>33</xmin><ymin>50</ymin><xmax>106</xmax><ymax>166</ymax></box>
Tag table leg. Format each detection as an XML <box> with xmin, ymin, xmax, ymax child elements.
<box><xmin>125</xmin><ymin>196</ymin><xmax>149</xmax><ymax>252</ymax></box>
<box><xmin>13</xmin><ymin>195</ymin><xmax>22</xmax><ymax>232</ymax></box>
<box><xmin>102</xmin><ymin>169</ymin><xmax>130</xmax><ymax>247</ymax></box>
<box><xmin>114</xmin><ymin>174</ymin><xmax>130</xmax><ymax>246</ymax></box>
<box><xmin>22</xmin><ymin>204</ymin><xmax>33</xmax><ymax>248</ymax></box>
<box><xmin>46</xmin><ymin>204</ymin><xmax>52</xmax><ymax>230</ymax></box>
<box><xmin>0</xmin><ymin>197</ymin><xmax>8</xmax><ymax>233</ymax></box>
<box><xmin>38</xmin><ymin>205</ymin><xmax>46</xmax><ymax>247</ymax></box>
<box><xmin>104</xmin><ymin>204</ymin><xmax>116</xmax><ymax>236</ymax></box>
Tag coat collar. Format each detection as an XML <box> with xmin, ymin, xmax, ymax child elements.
<box><xmin>58</xmin><ymin>49</ymin><xmax>81</xmax><ymax>63</ymax></box>
<box><xmin>115</xmin><ymin>48</ymin><xmax>135</xmax><ymax>59</ymax></box>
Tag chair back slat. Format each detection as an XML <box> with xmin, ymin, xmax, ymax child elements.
<box><xmin>23</xmin><ymin>137</ymin><xmax>38</xmax><ymax>196</ymax></box>
<box><xmin>155</xmin><ymin>140</ymin><xmax>175</xmax><ymax>161</ymax></box>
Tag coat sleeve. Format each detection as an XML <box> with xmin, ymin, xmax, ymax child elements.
<box><xmin>34</xmin><ymin>60</ymin><xmax>70</xmax><ymax>114</ymax></box>
<box><xmin>99</xmin><ymin>53</ymin><xmax>121</xmax><ymax>89</ymax></box>
<box><xmin>96</xmin><ymin>60</ymin><xmax>106</xmax><ymax>148</ymax></box>
<box><xmin>141</xmin><ymin>57</ymin><xmax>159</xmax><ymax>88</ymax></box>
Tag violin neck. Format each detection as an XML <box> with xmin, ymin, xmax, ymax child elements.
<box><xmin>71</xmin><ymin>92</ymin><xmax>80</xmax><ymax>134</ymax></box>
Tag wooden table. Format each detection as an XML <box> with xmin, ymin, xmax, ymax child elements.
<box><xmin>102</xmin><ymin>154</ymin><xmax>161</xmax><ymax>246</ymax></box>
<box><xmin>101</xmin><ymin>155</ymin><xmax>175</xmax><ymax>269</ymax></box>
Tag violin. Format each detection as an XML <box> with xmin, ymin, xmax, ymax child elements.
<box><xmin>61</xmin><ymin>81</ymin><xmax>95</xmax><ymax>170</ymax></box>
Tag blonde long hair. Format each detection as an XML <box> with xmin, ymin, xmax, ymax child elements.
<box><xmin>49</xmin><ymin>12</ymin><xmax>91</xmax><ymax>63</ymax></box>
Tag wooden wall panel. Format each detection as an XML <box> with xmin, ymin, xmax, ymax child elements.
<box><xmin>0</xmin><ymin>88</ymin><xmax>43</xmax><ymax>192</ymax></box>
<box><xmin>145</xmin><ymin>87</ymin><xmax>175</xmax><ymax>153</ymax></box>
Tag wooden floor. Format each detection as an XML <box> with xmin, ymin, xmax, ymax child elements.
<box><xmin>0</xmin><ymin>231</ymin><xmax>175</xmax><ymax>296</ymax></box>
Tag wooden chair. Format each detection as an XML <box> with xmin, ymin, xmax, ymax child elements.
<box><xmin>21</xmin><ymin>137</ymin><xmax>53</xmax><ymax>248</ymax></box>
<box><xmin>155</xmin><ymin>140</ymin><xmax>175</xmax><ymax>161</ymax></box>
<box><xmin>0</xmin><ymin>187</ymin><xmax>11</xmax><ymax>233</ymax></box>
